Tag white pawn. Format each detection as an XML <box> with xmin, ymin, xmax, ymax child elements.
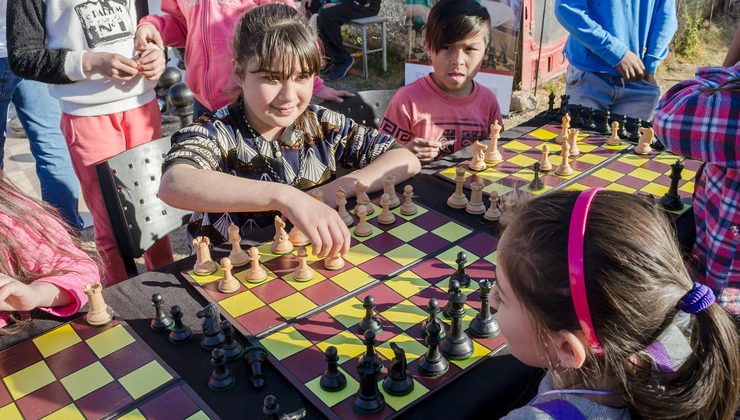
<box><xmin>383</xmin><ymin>175</ymin><xmax>400</xmax><ymax>208</ymax></box>
<box><xmin>292</xmin><ymin>246</ymin><xmax>314</xmax><ymax>282</ymax></box>
<box><xmin>400</xmin><ymin>185</ymin><xmax>417</xmax><ymax>216</ymax></box>
<box><xmin>466</xmin><ymin>182</ymin><xmax>486</xmax><ymax>214</ymax></box>
<box><xmin>607</xmin><ymin>121</ymin><xmax>622</xmax><ymax>146</ymax></box>
<box><xmin>245</xmin><ymin>247</ymin><xmax>268</xmax><ymax>284</ymax></box>
<box><xmin>555</xmin><ymin>140</ymin><xmax>574</xmax><ymax>176</ymax></box>
<box><xmin>228</xmin><ymin>223</ymin><xmax>249</xmax><ymax>267</ymax></box>
<box><xmin>336</xmin><ymin>188</ymin><xmax>354</xmax><ymax>226</ymax></box>
<box><xmin>539</xmin><ymin>144</ymin><xmax>553</xmax><ymax>171</ymax></box>
<box><xmin>377</xmin><ymin>193</ymin><xmax>396</xmax><ymax>225</ymax></box>
<box><xmin>568</xmin><ymin>128</ymin><xmax>580</xmax><ymax>156</ymax></box>
<box><xmin>193</xmin><ymin>236</ymin><xmax>218</xmax><ymax>275</ymax></box>
<box><xmin>447</xmin><ymin>166</ymin><xmax>469</xmax><ymax>209</ymax></box>
<box><xmin>218</xmin><ymin>257</ymin><xmax>240</xmax><ymax>294</ymax></box>
<box><xmin>483</xmin><ymin>192</ymin><xmax>502</xmax><ymax>222</ymax></box>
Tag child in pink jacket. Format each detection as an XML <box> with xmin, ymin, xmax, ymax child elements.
<box><xmin>0</xmin><ymin>177</ymin><xmax>98</xmax><ymax>332</ymax></box>
<box><xmin>137</xmin><ymin>0</ymin><xmax>352</xmax><ymax>117</ymax></box>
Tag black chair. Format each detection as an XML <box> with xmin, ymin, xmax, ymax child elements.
<box><xmin>321</xmin><ymin>89</ymin><xmax>396</xmax><ymax>129</ymax></box>
<box><xmin>96</xmin><ymin>137</ymin><xmax>191</xmax><ymax>277</ymax></box>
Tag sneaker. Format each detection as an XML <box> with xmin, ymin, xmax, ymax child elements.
<box><xmin>325</xmin><ymin>56</ymin><xmax>354</xmax><ymax>81</ymax></box>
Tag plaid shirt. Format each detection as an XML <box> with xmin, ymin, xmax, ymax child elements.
<box><xmin>653</xmin><ymin>65</ymin><xmax>740</xmax><ymax>315</ymax></box>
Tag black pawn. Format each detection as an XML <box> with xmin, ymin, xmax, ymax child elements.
<box><xmin>618</xmin><ymin>115</ymin><xmax>629</xmax><ymax>139</ymax></box>
<box><xmin>220</xmin><ymin>319</ymin><xmax>243</xmax><ymax>362</ymax></box>
<box><xmin>417</xmin><ymin>319</ymin><xmax>449</xmax><ymax>377</ymax></box>
<box><xmin>659</xmin><ymin>160</ymin><xmax>685</xmax><ymax>212</ymax></box>
<box><xmin>197</xmin><ymin>304</ymin><xmax>225</xmax><ymax>350</ymax></box>
<box><xmin>629</xmin><ymin>119</ymin><xmax>642</xmax><ymax>142</ymax></box>
<box><xmin>450</xmin><ymin>251</ymin><xmax>472</xmax><ymax>288</ymax></box>
<box><xmin>571</xmin><ymin>105</ymin><xmax>584</xmax><ymax>128</ymax></box>
<box><xmin>529</xmin><ymin>162</ymin><xmax>545</xmax><ymax>191</ymax></box>
<box><xmin>208</xmin><ymin>348</ymin><xmax>235</xmax><ymax>392</ymax></box>
<box><xmin>545</xmin><ymin>92</ymin><xmax>557</xmax><ymax>119</ymax></box>
<box><xmin>168</xmin><ymin>305</ymin><xmax>193</xmax><ymax>345</ymax></box>
<box><xmin>421</xmin><ymin>298</ymin><xmax>446</xmax><ymax>340</ymax></box>
<box><xmin>352</xmin><ymin>331</ymin><xmax>385</xmax><ymax>415</ymax></box>
<box><xmin>469</xmin><ymin>279</ymin><xmax>500</xmax><ymax>338</ymax></box>
<box><xmin>263</xmin><ymin>395</ymin><xmax>306</xmax><ymax>420</ymax></box>
<box><xmin>244</xmin><ymin>346</ymin><xmax>267</xmax><ymax>389</ymax></box>
<box><xmin>440</xmin><ymin>280</ymin><xmax>474</xmax><ymax>360</ymax></box>
<box><xmin>559</xmin><ymin>94</ymin><xmax>570</xmax><ymax>117</ymax></box>
<box><xmin>150</xmin><ymin>293</ymin><xmax>173</xmax><ymax>332</ymax></box>
<box><xmin>597</xmin><ymin>110</ymin><xmax>611</xmax><ymax>133</ymax></box>
<box><xmin>358</xmin><ymin>295</ymin><xmax>382</xmax><ymax>335</ymax></box>
<box><xmin>320</xmin><ymin>346</ymin><xmax>347</xmax><ymax>392</ymax></box>
<box><xmin>383</xmin><ymin>342</ymin><xmax>414</xmax><ymax>396</ymax></box>
<box><xmin>585</xmin><ymin>107</ymin><xmax>596</xmax><ymax>130</ymax></box>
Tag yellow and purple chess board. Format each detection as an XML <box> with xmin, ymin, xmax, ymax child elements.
<box><xmin>0</xmin><ymin>317</ymin><xmax>215</xmax><ymax>420</ymax></box>
<box><xmin>258</xmin><ymin>233</ymin><xmax>504</xmax><ymax>419</ymax></box>
<box><xmin>183</xmin><ymin>196</ymin><xmax>474</xmax><ymax>339</ymax></box>
<box><xmin>437</xmin><ymin>123</ymin><xmax>629</xmax><ymax>197</ymax></box>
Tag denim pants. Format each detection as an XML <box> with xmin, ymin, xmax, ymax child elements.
<box><xmin>0</xmin><ymin>58</ymin><xmax>83</xmax><ymax>229</ymax></box>
<box><xmin>564</xmin><ymin>65</ymin><xmax>662</xmax><ymax>121</ymax></box>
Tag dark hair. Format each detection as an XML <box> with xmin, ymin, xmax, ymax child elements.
<box><xmin>499</xmin><ymin>190</ymin><xmax>740</xmax><ymax>419</ymax></box>
<box><xmin>425</xmin><ymin>0</ymin><xmax>491</xmax><ymax>53</ymax></box>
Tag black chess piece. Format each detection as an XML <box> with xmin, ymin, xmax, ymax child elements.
<box><xmin>618</xmin><ymin>115</ymin><xmax>629</xmax><ymax>139</ymax></box>
<box><xmin>469</xmin><ymin>279</ymin><xmax>500</xmax><ymax>338</ymax></box>
<box><xmin>629</xmin><ymin>118</ymin><xmax>642</xmax><ymax>142</ymax></box>
<box><xmin>440</xmin><ymin>280</ymin><xmax>474</xmax><ymax>360</ymax></box>
<box><xmin>559</xmin><ymin>94</ymin><xmax>570</xmax><ymax>117</ymax></box>
<box><xmin>352</xmin><ymin>331</ymin><xmax>385</xmax><ymax>415</ymax></box>
<box><xmin>659</xmin><ymin>160</ymin><xmax>685</xmax><ymax>212</ymax></box>
<box><xmin>168</xmin><ymin>305</ymin><xmax>193</xmax><ymax>345</ymax></box>
<box><xmin>529</xmin><ymin>162</ymin><xmax>545</xmax><ymax>191</ymax></box>
<box><xmin>585</xmin><ymin>107</ymin><xmax>597</xmax><ymax>130</ymax></box>
<box><xmin>244</xmin><ymin>346</ymin><xmax>267</xmax><ymax>389</ymax></box>
<box><xmin>449</xmin><ymin>251</ymin><xmax>472</xmax><ymax>288</ymax></box>
<box><xmin>358</xmin><ymin>295</ymin><xmax>382</xmax><ymax>335</ymax></box>
<box><xmin>596</xmin><ymin>110</ymin><xmax>610</xmax><ymax>133</ymax></box>
<box><xmin>197</xmin><ymin>304</ymin><xmax>225</xmax><ymax>350</ymax></box>
<box><xmin>220</xmin><ymin>319</ymin><xmax>243</xmax><ymax>362</ymax></box>
<box><xmin>263</xmin><ymin>395</ymin><xmax>307</xmax><ymax>420</ymax></box>
<box><xmin>417</xmin><ymin>319</ymin><xmax>449</xmax><ymax>377</ymax></box>
<box><xmin>208</xmin><ymin>348</ymin><xmax>235</xmax><ymax>392</ymax></box>
<box><xmin>571</xmin><ymin>105</ymin><xmax>584</xmax><ymax>128</ymax></box>
<box><xmin>150</xmin><ymin>293</ymin><xmax>174</xmax><ymax>332</ymax></box>
<box><xmin>421</xmin><ymin>298</ymin><xmax>446</xmax><ymax>340</ymax></box>
<box><xmin>545</xmin><ymin>92</ymin><xmax>557</xmax><ymax>119</ymax></box>
<box><xmin>320</xmin><ymin>346</ymin><xmax>347</xmax><ymax>392</ymax></box>
<box><xmin>383</xmin><ymin>342</ymin><xmax>414</xmax><ymax>396</ymax></box>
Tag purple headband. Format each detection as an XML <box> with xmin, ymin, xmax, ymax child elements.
<box><xmin>676</xmin><ymin>282</ymin><xmax>715</xmax><ymax>314</ymax></box>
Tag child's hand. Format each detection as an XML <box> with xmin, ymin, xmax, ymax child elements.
<box><xmin>615</xmin><ymin>51</ymin><xmax>646</xmax><ymax>81</ymax></box>
<box><xmin>0</xmin><ymin>274</ymin><xmax>40</xmax><ymax>312</ymax></box>
<box><xmin>137</xmin><ymin>48</ymin><xmax>166</xmax><ymax>81</ymax></box>
<box><xmin>405</xmin><ymin>138</ymin><xmax>441</xmax><ymax>164</ymax></box>
<box><xmin>278</xmin><ymin>190</ymin><xmax>351</xmax><ymax>258</ymax></box>
<box><xmin>135</xmin><ymin>23</ymin><xmax>165</xmax><ymax>51</ymax></box>
<box><xmin>82</xmin><ymin>52</ymin><xmax>139</xmax><ymax>80</ymax></box>
<box><xmin>315</xmin><ymin>85</ymin><xmax>354</xmax><ymax>103</ymax></box>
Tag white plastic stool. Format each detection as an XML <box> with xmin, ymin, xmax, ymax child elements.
<box><xmin>343</xmin><ymin>16</ymin><xmax>387</xmax><ymax>79</ymax></box>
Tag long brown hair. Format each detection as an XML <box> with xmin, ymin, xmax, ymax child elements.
<box><xmin>499</xmin><ymin>190</ymin><xmax>740</xmax><ymax>419</ymax></box>
<box><xmin>232</xmin><ymin>3</ymin><xmax>322</xmax><ymax>137</ymax></box>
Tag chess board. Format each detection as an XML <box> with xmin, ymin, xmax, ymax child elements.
<box><xmin>183</xmin><ymin>197</ymin><xmax>475</xmax><ymax>339</ymax></box>
<box><xmin>258</xmin><ymin>232</ymin><xmax>505</xmax><ymax>419</ymax></box>
<box><xmin>436</xmin><ymin>122</ymin><xmax>630</xmax><ymax>196</ymax></box>
<box><xmin>565</xmin><ymin>150</ymin><xmax>703</xmax><ymax>215</ymax></box>
<box><xmin>0</xmin><ymin>316</ymin><xmax>215</xmax><ymax>420</ymax></box>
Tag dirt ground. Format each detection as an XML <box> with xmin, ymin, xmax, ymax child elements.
<box><xmin>87</xmin><ymin>16</ymin><xmax>737</xmax><ymax>269</ymax></box>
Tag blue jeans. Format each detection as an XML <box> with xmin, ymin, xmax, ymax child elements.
<box><xmin>0</xmin><ymin>58</ymin><xmax>83</xmax><ymax>229</ymax></box>
<box><xmin>564</xmin><ymin>65</ymin><xmax>661</xmax><ymax>121</ymax></box>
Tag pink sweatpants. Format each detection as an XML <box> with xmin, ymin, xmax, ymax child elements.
<box><xmin>61</xmin><ymin>99</ymin><xmax>174</xmax><ymax>285</ymax></box>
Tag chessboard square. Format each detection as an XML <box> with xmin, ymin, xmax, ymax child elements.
<box><xmin>379</xmin><ymin>378</ymin><xmax>429</xmax><ymax>411</ymax></box>
<box><xmin>484</xmin><ymin>251</ymin><xmax>497</xmax><ymax>265</ymax></box>
<box><xmin>431</xmin><ymin>222</ymin><xmax>472</xmax><ymax>243</ymax></box>
<box><xmin>326</xmin><ymin>297</ymin><xmax>365</xmax><ymax>328</ymax></box>
<box><xmin>593</xmin><ymin>167</ymin><xmax>624</xmax><ymax>182</ymax></box>
<box><xmin>251</xmin><ymin>279</ymin><xmax>299</xmax><ymax>304</ymax></box>
<box><xmin>482</xmin><ymin>182</ymin><xmax>514</xmax><ymax>196</ymax></box>
<box><xmin>437</xmin><ymin>277</ymin><xmax>480</xmax><ymax>297</ymax></box>
<box><xmin>186</xmin><ymin>411</ymin><xmax>210</xmax><ymax>420</ymax></box>
<box><xmin>118</xmin><ymin>409</ymin><xmax>145</xmax><ymax>420</ymax></box>
<box><xmin>384</xmin><ymin>244</ymin><xmax>427</xmax><ymax>267</ymax></box>
<box><xmin>304</xmin><ymin>367</ymin><xmax>358</xmax><ymax>407</ymax></box>
<box><xmin>459</xmin><ymin>233</ymin><xmax>498</xmax><ymax>257</ymax></box>
<box><xmin>388</xmin><ymin>223</ymin><xmax>427</xmax><ymax>242</ymax></box>
<box><xmin>235</xmin><ymin>305</ymin><xmax>283</xmax><ymax>335</ymax></box>
<box><xmin>316</xmin><ymin>331</ymin><xmax>365</xmax><ymax>364</ymax></box>
<box><xmin>16</xmin><ymin>381</ymin><xmax>72</xmax><ymax>420</ymax></box>
<box><xmin>629</xmin><ymin>167</ymin><xmax>661</xmax><ymax>181</ymax></box>
<box><xmin>436</xmin><ymin>245</ymin><xmax>479</xmax><ymax>268</ymax></box>
<box><xmin>410</xmin><ymin>258</ymin><xmax>454</xmax><ymax>284</ymax></box>
<box><xmin>358</xmin><ymin>255</ymin><xmax>403</xmax><ymax>278</ymax></box>
<box><xmin>576</xmin><ymin>153</ymin><xmax>608</xmax><ymax>165</ymax></box>
<box><xmin>618</xmin><ymin>154</ymin><xmax>649</xmax><ymax>166</ymax></box>
<box><xmin>567</xmin><ymin>183</ymin><xmax>589</xmax><ymax>191</ymax></box>
<box><xmin>282</xmin><ymin>270</ymin><xmax>328</xmax><ymax>288</ymax></box>
<box><xmin>219</xmin><ymin>289</ymin><xmax>264</xmax><ymax>317</ymax></box>
<box><xmin>381</xmin><ymin>300</ymin><xmax>428</xmax><ymax>331</ymax></box>
<box><xmin>654</xmin><ymin>152</ymin><xmax>682</xmax><ymax>165</ymax></box>
<box><xmin>576</xmin><ymin>143</ymin><xmax>598</xmax><ymax>154</ymax></box>
<box><xmin>187</xmin><ymin>266</ymin><xmax>222</xmax><ymax>286</ymax></box>
<box><xmin>85</xmin><ymin>324</ymin><xmax>135</xmax><ymax>359</ymax></box>
<box><xmin>466</xmin><ymin>259</ymin><xmax>497</xmax><ymax>280</ymax></box>
<box><xmin>3</xmin><ymin>361</ymin><xmax>56</xmax><ymax>400</ymax></box>
<box><xmin>332</xmin><ymin>267</ymin><xmax>375</xmax><ymax>292</ymax></box>
<box><xmin>261</xmin><ymin>326</ymin><xmax>312</xmax><ymax>360</ymax></box>
<box><xmin>355</xmin><ymin>283</ymin><xmax>406</xmax><ymax>312</ymax></box>
<box><xmin>640</xmin><ymin>182</ymin><xmax>669</xmax><ymax>196</ymax></box>
<box><xmin>605</xmin><ymin>183</ymin><xmax>637</xmax><ymax>193</ymax></box>
<box><xmin>45</xmin><ymin>342</ymin><xmax>97</xmax><ymax>380</ymax></box>
<box><xmin>119</xmin><ymin>361</ymin><xmax>173</xmax><ymax>400</ymax></box>
<box><xmin>256</xmin><ymin>242</ymin><xmax>283</xmax><ymax>261</ymax></box>
<box><xmin>75</xmin><ymin>380</ymin><xmax>132</xmax><ymax>419</ymax></box>
<box><xmin>33</xmin><ymin>324</ymin><xmax>82</xmax><ymax>358</ymax></box>
<box><xmin>269</xmin><ymin>293</ymin><xmax>318</xmax><ymax>320</ymax></box>
<box><xmin>450</xmin><ymin>339</ymin><xmax>491</xmax><ymax>369</ymax></box>
<box><xmin>503</xmin><ymin>140</ymin><xmax>534</xmax><ymax>154</ymax></box>
<box><xmin>344</xmin><ymin>243</ymin><xmax>378</xmax><ymax>266</ymax></box>
<box><xmin>60</xmin><ymin>362</ymin><xmax>114</xmax><ymax>400</ymax></box>
<box><xmin>40</xmin><ymin>404</ymin><xmax>84</xmax><ymax>420</ymax></box>
<box><xmin>391</xmin><ymin>204</ymin><xmax>428</xmax><ymax>220</ymax></box>
<box><xmin>0</xmin><ymin>404</ymin><xmax>22</xmax><ymax>420</ymax></box>
<box><xmin>475</xmin><ymin>169</ymin><xmax>508</xmax><ymax>183</ymax></box>
<box><xmin>377</xmin><ymin>333</ymin><xmax>427</xmax><ymax>361</ymax></box>
<box><xmin>0</xmin><ymin>339</ymin><xmax>44</xmax><ymax>377</ymax></box>
<box><xmin>100</xmin><ymin>341</ymin><xmax>155</xmax><ymax>378</ymax></box>
<box><xmin>438</xmin><ymin>166</ymin><xmax>462</xmax><ymax>180</ymax></box>
<box><xmin>363</xmin><ymin>233</ymin><xmax>405</xmax><ymax>254</ymax></box>
<box><xmin>409</xmin><ymin>232</ymin><xmax>449</xmax><ymax>255</ymax></box>
<box><xmin>385</xmin><ymin>271</ymin><xmax>431</xmax><ymax>299</ymax></box>
<box><xmin>507</xmin><ymin>154</ymin><xmax>538</xmax><ymax>167</ymax></box>
<box><xmin>526</xmin><ymin>128</ymin><xmax>558</xmax><ymax>140</ymax></box>
<box><xmin>301</xmin><ymin>279</ymin><xmax>349</xmax><ymax>307</ymax></box>
<box><xmin>511</xmin><ymin>167</ymin><xmax>534</xmax><ymax>181</ymax></box>
<box><xmin>679</xmin><ymin>181</ymin><xmax>695</xmax><ymax>194</ymax></box>
<box><xmin>281</xmin><ymin>347</ymin><xmax>326</xmax><ymax>383</ymax></box>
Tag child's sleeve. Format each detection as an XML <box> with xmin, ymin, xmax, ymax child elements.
<box><xmin>554</xmin><ymin>0</ymin><xmax>629</xmax><ymax>67</ymax></box>
<box><xmin>380</xmin><ymin>93</ymin><xmax>415</xmax><ymax>145</ymax></box>
<box><xmin>139</xmin><ymin>0</ymin><xmax>189</xmax><ymax>48</ymax></box>
<box><xmin>7</xmin><ymin>0</ymin><xmax>74</xmax><ymax>84</ymax></box>
<box><xmin>653</xmin><ymin>66</ymin><xmax>739</xmax><ymax>169</ymax></box>
<box><xmin>643</xmin><ymin>0</ymin><xmax>678</xmax><ymax>74</ymax></box>
<box><xmin>162</xmin><ymin>121</ymin><xmax>236</xmax><ymax>174</ymax></box>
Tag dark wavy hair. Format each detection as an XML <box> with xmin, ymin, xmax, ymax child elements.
<box><xmin>425</xmin><ymin>0</ymin><xmax>491</xmax><ymax>53</ymax></box>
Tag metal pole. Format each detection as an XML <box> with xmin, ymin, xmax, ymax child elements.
<box><xmin>534</xmin><ymin>0</ymin><xmax>548</xmax><ymax>96</ymax></box>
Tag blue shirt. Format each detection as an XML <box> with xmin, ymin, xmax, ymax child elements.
<box><xmin>555</xmin><ymin>0</ymin><xmax>677</xmax><ymax>75</ymax></box>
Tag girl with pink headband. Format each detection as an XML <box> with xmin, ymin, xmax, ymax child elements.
<box><xmin>495</xmin><ymin>189</ymin><xmax>739</xmax><ymax>419</ymax></box>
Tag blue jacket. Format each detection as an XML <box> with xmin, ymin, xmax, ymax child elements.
<box><xmin>555</xmin><ymin>0</ymin><xmax>677</xmax><ymax>75</ymax></box>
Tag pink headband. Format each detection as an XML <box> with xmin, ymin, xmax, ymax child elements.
<box><xmin>567</xmin><ymin>188</ymin><xmax>605</xmax><ymax>356</ymax></box>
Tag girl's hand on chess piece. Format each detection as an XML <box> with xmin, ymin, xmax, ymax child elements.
<box><xmin>82</xmin><ymin>52</ymin><xmax>139</xmax><ymax>81</ymax></box>
<box><xmin>0</xmin><ymin>274</ymin><xmax>74</xmax><ymax>312</ymax></box>
<box><xmin>136</xmin><ymin>47</ymin><xmax>166</xmax><ymax>81</ymax></box>
<box><xmin>405</xmin><ymin>138</ymin><xmax>441</xmax><ymax>164</ymax></box>
<box><xmin>277</xmin><ymin>190</ymin><xmax>351</xmax><ymax>259</ymax></box>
